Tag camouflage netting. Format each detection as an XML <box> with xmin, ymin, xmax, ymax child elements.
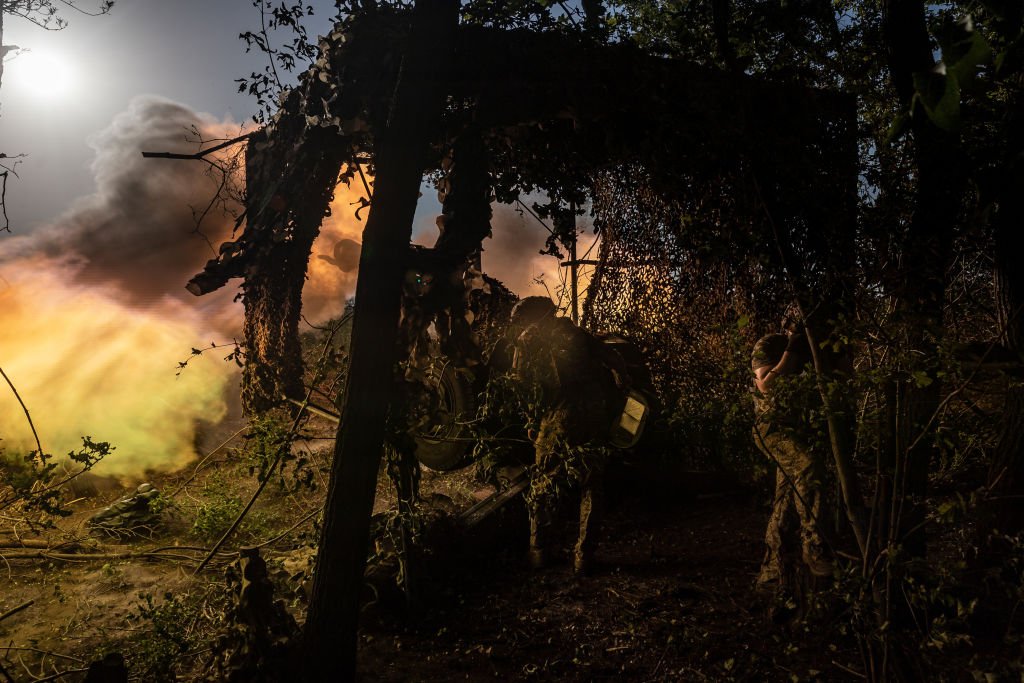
<box><xmin>583</xmin><ymin>169</ymin><xmax>770</xmax><ymax>465</ymax></box>
<box><xmin>583</xmin><ymin>95</ymin><xmax>857</xmax><ymax>467</ymax></box>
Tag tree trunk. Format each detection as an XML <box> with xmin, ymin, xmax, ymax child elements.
<box><xmin>982</xmin><ymin>80</ymin><xmax>1024</xmax><ymax>546</ymax></box>
<box><xmin>301</xmin><ymin>2</ymin><xmax>457</xmax><ymax>681</ymax></box>
<box><xmin>882</xmin><ymin>0</ymin><xmax>965</xmax><ymax>558</ymax></box>
<box><xmin>241</xmin><ymin>130</ymin><xmax>345</xmax><ymax>414</ymax></box>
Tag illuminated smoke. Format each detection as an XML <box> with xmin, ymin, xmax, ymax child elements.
<box><xmin>0</xmin><ymin>95</ymin><xmax>599</xmax><ymax>478</ymax></box>
<box><xmin>0</xmin><ymin>97</ymin><xmax>371</xmax><ymax>477</ymax></box>
<box><xmin>0</xmin><ymin>264</ymin><xmax>231</xmax><ymax>476</ymax></box>
<box><xmin>302</xmin><ymin>183</ymin><xmax>368</xmax><ymax>323</ymax></box>
<box><xmin>0</xmin><ymin>97</ymin><xmax>242</xmax><ymax>477</ymax></box>
<box><xmin>481</xmin><ymin>202</ymin><xmax>599</xmax><ymax>309</ymax></box>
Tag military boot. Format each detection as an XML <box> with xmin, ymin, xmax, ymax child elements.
<box><xmin>527</xmin><ymin>546</ymin><xmax>549</xmax><ymax>570</ymax></box>
<box><xmin>802</xmin><ymin>544</ymin><xmax>835</xmax><ymax>578</ymax></box>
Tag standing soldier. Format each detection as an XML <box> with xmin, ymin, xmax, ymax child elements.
<box><xmin>508</xmin><ymin>296</ymin><xmax>620</xmax><ymax>576</ymax></box>
<box><xmin>751</xmin><ymin>312</ymin><xmax>834</xmax><ymax>594</ymax></box>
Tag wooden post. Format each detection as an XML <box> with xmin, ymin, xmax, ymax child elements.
<box><xmin>569</xmin><ymin>201</ymin><xmax>579</xmax><ymax>325</ymax></box>
<box><xmin>301</xmin><ymin>2</ymin><xmax>457</xmax><ymax>681</ymax></box>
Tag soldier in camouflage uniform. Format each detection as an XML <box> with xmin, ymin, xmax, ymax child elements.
<box><xmin>751</xmin><ymin>320</ymin><xmax>834</xmax><ymax>590</ymax></box>
<box><xmin>509</xmin><ymin>297</ymin><xmax>620</xmax><ymax>576</ymax></box>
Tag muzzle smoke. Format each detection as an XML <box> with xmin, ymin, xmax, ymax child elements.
<box><xmin>0</xmin><ymin>97</ymin><xmax>246</xmax><ymax>477</ymax></box>
<box><xmin>481</xmin><ymin>202</ymin><xmax>598</xmax><ymax>307</ymax></box>
<box><xmin>0</xmin><ymin>95</ymin><xmax>590</xmax><ymax>477</ymax></box>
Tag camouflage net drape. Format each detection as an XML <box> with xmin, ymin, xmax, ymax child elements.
<box><xmin>583</xmin><ymin>90</ymin><xmax>856</xmax><ymax>467</ymax></box>
<box><xmin>584</xmin><ymin>167</ymin><xmax>784</xmax><ymax>466</ymax></box>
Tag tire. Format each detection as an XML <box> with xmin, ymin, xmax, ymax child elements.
<box><xmin>414</xmin><ymin>360</ymin><xmax>477</xmax><ymax>471</ymax></box>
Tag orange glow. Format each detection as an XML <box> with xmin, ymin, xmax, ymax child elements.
<box><xmin>0</xmin><ymin>260</ymin><xmax>233</xmax><ymax>477</ymax></box>
<box><xmin>302</xmin><ymin>172</ymin><xmax>371</xmax><ymax>322</ymax></box>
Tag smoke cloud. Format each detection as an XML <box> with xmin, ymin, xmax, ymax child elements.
<box><xmin>0</xmin><ymin>97</ymin><xmax>242</xmax><ymax>477</ymax></box>
<box><xmin>480</xmin><ymin>202</ymin><xmax>599</xmax><ymax>307</ymax></box>
<box><xmin>0</xmin><ymin>95</ymin><xmax>595</xmax><ymax>477</ymax></box>
<box><xmin>0</xmin><ymin>96</ymin><xmax>371</xmax><ymax>477</ymax></box>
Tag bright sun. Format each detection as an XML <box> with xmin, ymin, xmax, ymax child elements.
<box><xmin>11</xmin><ymin>50</ymin><xmax>74</xmax><ymax>99</ymax></box>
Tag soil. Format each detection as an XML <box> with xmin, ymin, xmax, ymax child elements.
<box><xmin>357</xmin><ymin>465</ymin><xmax>862</xmax><ymax>682</ymax></box>
<box><xmin>0</xmin><ymin>420</ymin><xmax>866</xmax><ymax>682</ymax></box>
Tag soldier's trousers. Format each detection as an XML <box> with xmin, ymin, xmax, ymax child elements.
<box><xmin>754</xmin><ymin>428</ymin><xmax>829</xmax><ymax>585</ymax></box>
<box><xmin>528</xmin><ymin>407</ymin><xmax>608</xmax><ymax>563</ymax></box>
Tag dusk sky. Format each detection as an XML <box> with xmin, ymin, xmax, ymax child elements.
<box><xmin>0</xmin><ymin>0</ymin><xmax>580</xmax><ymax>294</ymax></box>
<box><xmin>2</xmin><ymin>0</ymin><xmax>273</xmax><ymax>230</ymax></box>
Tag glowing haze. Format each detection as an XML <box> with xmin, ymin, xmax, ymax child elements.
<box><xmin>0</xmin><ymin>97</ymin><xmax>364</xmax><ymax>477</ymax></box>
<box><xmin>0</xmin><ymin>95</ymin><xmax>583</xmax><ymax>477</ymax></box>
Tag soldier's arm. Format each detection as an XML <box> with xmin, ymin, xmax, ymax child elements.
<box><xmin>754</xmin><ymin>333</ymin><xmax>807</xmax><ymax>394</ymax></box>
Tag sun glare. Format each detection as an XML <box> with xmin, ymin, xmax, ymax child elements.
<box><xmin>10</xmin><ymin>50</ymin><xmax>74</xmax><ymax>99</ymax></box>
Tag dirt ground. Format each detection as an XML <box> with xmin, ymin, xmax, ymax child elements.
<box><xmin>357</xmin><ymin>465</ymin><xmax>864</xmax><ymax>683</ymax></box>
<box><xmin>0</xmin><ymin>422</ymin><xmax>868</xmax><ymax>682</ymax></box>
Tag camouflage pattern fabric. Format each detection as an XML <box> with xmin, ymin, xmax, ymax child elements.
<box><xmin>751</xmin><ymin>333</ymin><xmax>832</xmax><ymax>586</ymax></box>
<box><xmin>528</xmin><ymin>405</ymin><xmax>610</xmax><ymax>566</ymax></box>
<box><xmin>515</xmin><ymin>317</ymin><xmax>619</xmax><ymax>567</ymax></box>
<box><xmin>753</xmin><ymin>428</ymin><xmax>829</xmax><ymax>585</ymax></box>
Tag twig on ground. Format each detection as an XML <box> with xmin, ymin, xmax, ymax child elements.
<box><xmin>167</xmin><ymin>426</ymin><xmax>248</xmax><ymax>499</ymax></box>
<box><xmin>0</xmin><ymin>600</ymin><xmax>33</xmax><ymax>623</ymax></box>
<box><xmin>0</xmin><ymin>540</ymin><xmax>77</xmax><ymax>551</ymax></box>
<box><xmin>0</xmin><ymin>648</ymin><xmax>83</xmax><ymax>665</ymax></box>
<box><xmin>832</xmin><ymin>660</ymin><xmax>867</xmax><ymax>679</ymax></box>
<box><xmin>253</xmin><ymin>506</ymin><xmax>323</xmax><ymax>549</ymax></box>
<box><xmin>30</xmin><ymin>667</ymin><xmax>89</xmax><ymax>682</ymax></box>
<box><xmin>0</xmin><ymin>545</ymin><xmax>233</xmax><ymax>564</ymax></box>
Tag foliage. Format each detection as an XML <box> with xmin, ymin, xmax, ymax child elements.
<box><xmin>127</xmin><ymin>592</ymin><xmax>195</xmax><ymax>682</ymax></box>
<box><xmin>235</xmin><ymin>412</ymin><xmax>314</xmax><ymax>492</ymax></box>
<box><xmin>235</xmin><ymin>0</ymin><xmax>334</xmax><ymax>123</ymax></box>
<box><xmin>0</xmin><ymin>436</ymin><xmax>112</xmax><ymax>519</ymax></box>
<box><xmin>126</xmin><ymin>589</ymin><xmax>229</xmax><ymax>683</ymax></box>
<box><xmin>218</xmin><ymin>0</ymin><xmax>1024</xmax><ymax>677</ymax></box>
<box><xmin>1</xmin><ymin>0</ymin><xmax>114</xmax><ymax>32</ymax></box>
<box><xmin>189</xmin><ymin>475</ymin><xmax>269</xmax><ymax>543</ymax></box>
<box><xmin>191</xmin><ymin>486</ymin><xmax>245</xmax><ymax>543</ymax></box>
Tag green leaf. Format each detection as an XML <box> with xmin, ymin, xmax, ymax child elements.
<box><xmin>937</xmin><ymin>15</ymin><xmax>992</xmax><ymax>85</ymax></box>
<box><xmin>911</xmin><ymin>370</ymin><xmax>934</xmax><ymax>387</ymax></box>
<box><xmin>885</xmin><ymin>111</ymin><xmax>911</xmax><ymax>144</ymax></box>
<box><xmin>912</xmin><ymin>69</ymin><xmax>961</xmax><ymax>131</ymax></box>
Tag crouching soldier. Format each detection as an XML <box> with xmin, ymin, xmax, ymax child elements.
<box><xmin>508</xmin><ymin>297</ymin><xmax>621</xmax><ymax>576</ymax></box>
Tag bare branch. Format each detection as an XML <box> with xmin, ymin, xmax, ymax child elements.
<box><xmin>0</xmin><ymin>599</ymin><xmax>33</xmax><ymax>623</ymax></box>
<box><xmin>0</xmin><ymin>363</ymin><xmax>43</xmax><ymax>456</ymax></box>
<box><xmin>140</xmin><ymin>132</ymin><xmax>253</xmax><ymax>160</ymax></box>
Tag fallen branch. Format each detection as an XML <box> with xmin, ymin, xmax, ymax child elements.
<box><xmin>0</xmin><ymin>545</ymin><xmax>235</xmax><ymax>564</ymax></box>
<box><xmin>0</xmin><ymin>648</ymin><xmax>83</xmax><ymax>664</ymax></box>
<box><xmin>0</xmin><ymin>600</ymin><xmax>33</xmax><ymax>623</ymax></box>
<box><xmin>167</xmin><ymin>426</ymin><xmax>248</xmax><ymax>499</ymax></box>
<box><xmin>252</xmin><ymin>506</ymin><xmax>323</xmax><ymax>550</ymax></box>
<box><xmin>0</xmin><ymin>540</ymin><xmax>78</xmax><ymax>550</ymax></box>
<box><xmin>32</xmin><ymin>667</ymin><xmax>89</xmax><ymax>682</ymax></box>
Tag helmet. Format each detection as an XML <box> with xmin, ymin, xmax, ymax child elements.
<box><xmin>510</xmin><ymin>296</ymin><xmax>557</xmax><ymax>327</ymax></box>
<box><xmin>781</xmin><ymin>301</ymin><xmax>804</xmax><ymax>333</ymax></box>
